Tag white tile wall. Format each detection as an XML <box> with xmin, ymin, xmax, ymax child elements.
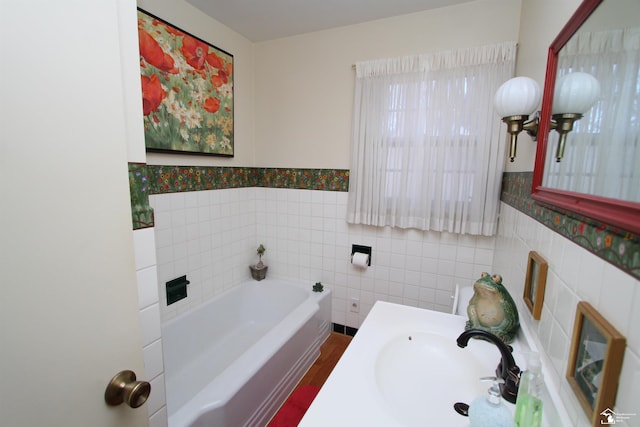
<box><xmin>147</xmin><ymin>187</ymin><xmax>639</xmax><ymax>426</ymax></box>
<box><xmin>493</xmin><ymin>203</ymin><xmax>640</xmax><ymax>426</ymax></box>
<box><xmin>263</xmin><ymin>188</ymin><xmax>498</xmax><ymax>326</ymax></box>
<box><xmin>152</xmin><ymin>187</ymin><xmax>497</xmax><ymax>325</ymax></box>
<box><xmin>133</xmin><ymin>228</ymin><xmax>167</xmax><ymax>427</ymax></box>
<box><xmin>150</xmin><ymin>188</ymin><xmax>257</xmax><ymax>321</ymax></box>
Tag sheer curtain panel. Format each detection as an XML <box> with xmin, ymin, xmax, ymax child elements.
<box><xmin>347</xmin><ymin>42</ymin><xmax>516</xmax><ymax>235</ymax></box>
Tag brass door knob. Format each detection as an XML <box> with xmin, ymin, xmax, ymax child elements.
<box><xmin>104</xmin><ymin>370</ymin><xmax>151</xmax><ymax>408</ymax></box>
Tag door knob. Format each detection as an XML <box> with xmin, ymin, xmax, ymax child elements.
<box><xmin>104</xmin><ymin>370</ymin><xmax>151</xmax><ymax>408</ymax></box>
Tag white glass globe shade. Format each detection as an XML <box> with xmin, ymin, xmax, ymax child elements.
<box><xmin>494</xmin><ymin>77</ymin><xmax>542</xmax><ymax>118</ymax></box>
<box><xmin>552</xmin><ymin>72</ymin><xmax>600</xmax><ymax>114</ymax></box>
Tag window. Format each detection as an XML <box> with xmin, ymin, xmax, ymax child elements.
<box><xmin>347</xmin><ymin>43</ymin><xmax>516</xmax><ymax>235</ymax></box>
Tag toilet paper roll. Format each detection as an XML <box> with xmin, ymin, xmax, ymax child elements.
<box><xmin>352</xmin><ymin>252</ymin><xmax>369</xmax><ymax>269</ymax></box>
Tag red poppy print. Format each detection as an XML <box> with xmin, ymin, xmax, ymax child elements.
<box><xmin>181</xmin><ymin>35</ymin><xmax>209</xmax><ymax>70</ymax></box>
<box><xmin>210</xmin><ymin>69</ymin><xmax>228</xmax><ymax>88</ymax></box>
<box><xmin>138</xmin><ymin>28</ymin><xmax>177</xmax><ymax>73</ymax></box>
<box><xmin>203</xmin><ymin>97</ymin><xmax>220</xmax><ymax>114</ymax></box>
<box><xmin>141</xmin><ymin>74</ymin><xmax>166</xmax><ymax>116</ymax></box>
<box><xmin>138</xmin><ymin>10</ymin><xmax>233</xmax><ymax>155</ymax></box>
<box><xmin>205</xmin><ymin>52</ymin><xmax>224</xmax><ymax>69</ymax></box>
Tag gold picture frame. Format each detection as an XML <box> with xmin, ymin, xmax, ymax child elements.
<box><xmin>523</xmin><ymin>251</ymin><xmax>548</xmax><ymax>320</ymax></box>
<box><xmin>567</xmin><ymin>301</ymin><xmax>626</xmax><ymax>426</ymax></box>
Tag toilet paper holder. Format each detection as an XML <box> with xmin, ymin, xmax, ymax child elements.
<box><xmin>351</xmin><ymin>244</ymin><xmax>372</xmax><ymax>266</ymax></box>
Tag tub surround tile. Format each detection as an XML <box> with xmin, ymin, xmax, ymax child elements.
<box><xmin>139</xmin><ymin>303</ymin><xmax>162</xmax><ymax>347</ymax></box>
<box><xmin>137</xmin><ymin>266</ymin><xmax>159</xmax><ymax>310</ymax></box>
<box><xmin>146</xmin><ymin>373</ymin><xmax>166</xmax><ymax>418</ymax></box>
<box><xmin>134</xmin><ymin>228</ymin><xmax>157</xmax><ymax>270</ymax></box>
<box><xmin>149</xmin><ymin>407</ymin><xmax>168</xmax><ymax>427</ymax></box>
<box><xmin>143</xmin><ymin>338</ymin><xmax>165</xmax><ymax>381</ymax></box>
<box><xmin>151</xmin><ymin>188</ymin><xmax>256</xmax><ymax>321</ymax></box>
<box><xmin>133</xmin><ymin>226</ymin><xmax>167</xmax><ymax>427</ymax></box>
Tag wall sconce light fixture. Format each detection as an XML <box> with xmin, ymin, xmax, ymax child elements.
<box><xmin>494</xmin><ymin>76</ymin><xmax>541</xmax><ymax>162</ymax></box>
<box><xmin>494</xmin><ymin>72</ymin><xmax>600</xmax><ymax>162</ymax></box>
<box><xmin>550</xmin><ymin>72</ymin><xmax>600</xmax><ymax>161</ymax></box>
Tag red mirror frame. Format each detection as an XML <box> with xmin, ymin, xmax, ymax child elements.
<box><xmin>531</xmin><ymin>0</ymin><xmax>640</xmax><ymax>235</ymax></box>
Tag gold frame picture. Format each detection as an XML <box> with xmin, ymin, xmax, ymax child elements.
<box><xmin>523</xmin><ymin>251</ymin><xmax>548</xmax><ymax>320</ymax></box>
<box><xmin>567</xmin><ymin>301</ymin><xmax>626</xmax><ymax>426</ymax></box>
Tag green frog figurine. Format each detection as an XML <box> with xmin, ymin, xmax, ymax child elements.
<box><xmin>465</xmin><ymin>272</ymin><xmax>519</xmax><ymax>343</ymax></box>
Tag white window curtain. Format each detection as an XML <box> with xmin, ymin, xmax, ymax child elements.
<box><xmin>347</xmin><ymin>42</ymin><xmax>516</xmax><ymax>236</ymax></box>
<box><xmin>543</xmin><ymin>28</ymin><xmax>640</xmax><ymax>202</ymax></box>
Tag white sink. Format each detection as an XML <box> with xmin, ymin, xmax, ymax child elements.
<box><xmin>299</xmin><ymin>301</ymin><xmax>522</xmax><ymax>427</ymax></box>
<box><xmin>375</xmin><ymin>332</ymin><xmax>491</xmax><ymax>425</ymax></box>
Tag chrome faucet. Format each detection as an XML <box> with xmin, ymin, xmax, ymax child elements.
<box><xmin>456</xmin><ymin>329</ymin><xmax>520</xmax><ymax>403</ymax></box>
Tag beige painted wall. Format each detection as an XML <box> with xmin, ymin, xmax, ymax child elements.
<box><xmin>253</xmin><ymin>0</ymin><xmax>521</xmax><ymax>169</ymax></box>
<box><xmin>137</xmin><ymin>0</ymin><xmax>256</xmax><ymax>167</ymax></box>
<box><xmin>133</xmin><ymin>0</ymin><xmax>587</xmax><ymax>172</ymax></box>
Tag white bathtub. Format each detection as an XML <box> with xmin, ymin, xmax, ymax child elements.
<box><xmin>162</xmin><ymin>279</ymin><xmax>331</xmax><ymax>427</ymax></box>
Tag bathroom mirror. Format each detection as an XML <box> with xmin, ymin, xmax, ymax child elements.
<box><xmin>532</xmin><ymin>0</ymin><xmax>640</xmax><ymax>235</ymax></box>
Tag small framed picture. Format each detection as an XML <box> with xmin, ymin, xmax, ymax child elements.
<box><xmin>523</xmin><ymin>251</ymin><xmax>548</xmax><ymax>320</ymax></box>
<box><xmin>567</xmin><ymin>302</ymin><xmax>626</xmax><ymax>426</ymax></box>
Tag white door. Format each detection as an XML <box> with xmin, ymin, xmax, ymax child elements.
<box><xmin>1</xmin><ymin>1</ymin><xmax>148</xmax><ymax>426</ymax></box>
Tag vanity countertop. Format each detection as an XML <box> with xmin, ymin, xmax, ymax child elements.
<box><xmin>298</xmin><ymin>301</ymin><xmax>564</xmax><ymax>427</ymax></box>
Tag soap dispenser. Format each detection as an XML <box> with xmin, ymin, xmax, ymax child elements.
<box><xmin>514</xmin><ymin>352</ymin><xmax>543</xmax><ymax>427</ymax></box>
<box><xmin>468</xmin><ymin>376</ymin><xmax>514</xmax><ymax>427</ymax></box>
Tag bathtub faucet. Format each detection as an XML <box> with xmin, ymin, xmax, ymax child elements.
<box><xmin>456</xmin><ymin>329</ymin><xmax>520</xmax><ymax>404</ymax></box>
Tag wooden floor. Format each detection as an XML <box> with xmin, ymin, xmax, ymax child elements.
<box><xmin>294</xmin><ymin>332</ymin><xmax>352</xmax><ymax>390</ymax></box>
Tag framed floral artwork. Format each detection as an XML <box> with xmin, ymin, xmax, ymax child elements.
<box><xmin>137</xmin><ymin>8</ymin><xmax>234</xmax><ymax>156</ymax></box>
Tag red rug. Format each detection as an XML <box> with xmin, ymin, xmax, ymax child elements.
<box><xmin>267</xmin><ymin>385</ymin><xmax>321</xmax><ymax>427</ymax></box>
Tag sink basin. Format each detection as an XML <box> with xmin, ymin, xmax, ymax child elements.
<box><xmin>299</xmin><ymin>302</ymin><xmax>526</xmax><ymax>427</ymax></box>
<box><xmin>375</xmin><ymin>332</ymin><xmax>493</xmax><ymax>425</ymax></box>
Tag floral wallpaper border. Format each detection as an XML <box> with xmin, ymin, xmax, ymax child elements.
<box><xmin>128</xmin><ymin>164</ymin><xmax>349</xmax><ymax>228</ymax></box>
<box><xmin>128</xmin><ymin>165</ymin><xmax>638</xmax><ymax>279</ymax></box>
<box><xmin>501</xmin><ymin>172</ymin><xmax>639</xmax><ymax>280</ymax></box>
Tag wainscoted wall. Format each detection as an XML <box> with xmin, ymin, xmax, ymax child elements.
<box><xmin>129</xmin><ymin>164</ymin><xmax>349</xmax><ymax>229</ymax></box>
<box><xmin>497</xmin><ymin>173</ymin><xmax>639</xmax><ymax>425</ymax></box>
<box><xmin>501</xmin><ymin>172</ymin><xmax>639</xmax><ymax>280</ymax></box>
<box><xmin>150</xmin><ymin>188</ymin><xmax>257</xmax><ymax>320</ymax></box>
<box><xmin>256</xmin><ymin>189</ymin><xmax>496</xmax><ymax>327</ymax></box>
<box><xmin>132</xmin><ymin>228</ymin><xmax>167</xmax><ymax>426</ymax></box>
<box><xmin>495</xmin><ymin>205</ymin><xmax>639</xmax><ymax>425</ymax></box>
<box><xmin>136</xmin><ymin>166</ymin><xmax>640</xmax><ymax>424</ymax></box>
<box><xmin>150</xmin><ymin>186</ymin><xmax>496</xmax><ymax>323</ymax></box>
<box><xmin>131</xmin><ymin>165</ymin><xmax>638</xmax><ymax>279</ymax></box>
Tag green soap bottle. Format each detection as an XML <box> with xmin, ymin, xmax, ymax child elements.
<box><xmin>514</xmin><ymin>352</ymin><xmax>543</xmax><ymax>427</ymax></box>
